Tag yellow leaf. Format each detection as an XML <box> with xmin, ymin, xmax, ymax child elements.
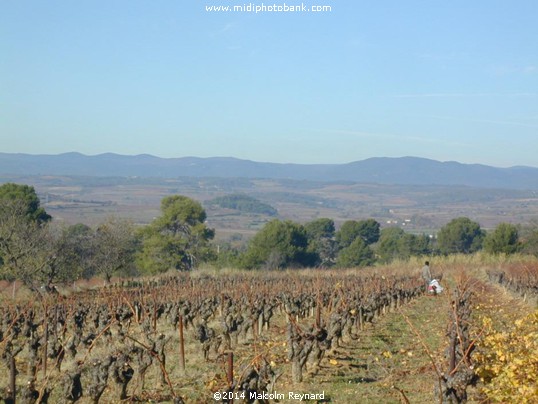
<box><xmin>382</xmin><ymin>351</ymin><xmax>392</xmax><ymax>358</ymax></box>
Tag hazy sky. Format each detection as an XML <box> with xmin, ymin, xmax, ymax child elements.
<box><xmin>1</xmin><ymin>1</ymin><xmax>537</xmax><ymax>167</ymax></box>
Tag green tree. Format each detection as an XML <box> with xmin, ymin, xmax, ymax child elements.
<box><xmin>336</xmin><ymin>238</ymin><xmax>375</xmax><ymax>268</ymax></box>
<box><xmin>0</xmin><ymin>183</ymin><xmax>51</xmax><ymax>223</ymax></box>
<box><xmin>437</xmin><ymin>217</ymin><xmax>484</xmax><ymax>254</ymax></box>
<box><xmin>483</xmin><ymin>223</ymin><xmax>519</xmax><ymax>254</ymax></box>
<box><xmin>376</xmin><ymin>228</ymin><xmax>432</xmax><ymax>263</ymax></box>
<box><xmin>240</xmin><ymin>220</ymin><xmax>311</xmax><ymax>270</ymax></box>
<box><xmin>305</xmin><ymin>218</ymin><xmax>335</xmax><ymax>240</ymax></box>
<box><xmin>399</xmin><ymin>233</ymin><xmax>431</xmax><ymax>258</ymax></box>
<box><xmin>208</xmin><ymin>193</ymin><xmax>277</xmax><ymax>215</ymax></box>
<box><xmin>211</xmin><ymin>243</ymin><xmax>242</xmax><ymax>269</ymax></box>
<box><xmin>358</xmin><ymin>219</ymin><xmax>381</xmax><ymax>245</ymax></box>
<box><xmin>376</xmin><ymin>227</ymin><xmax>406</xmax><ymax>263</ymax></box>
<box><xmin>304</xmin><ymin>218</ymin><xmax>337</xmax><ymax>267</ymax></box>
<box><xmin>336</xmin><ymin>219</ymin><xmax>380</xmax><ymax>248</ymax></box>
<box><xmin>137</xmin><ymin>195</ymin><xmax>214</xmax><ymax>273</ymax></box>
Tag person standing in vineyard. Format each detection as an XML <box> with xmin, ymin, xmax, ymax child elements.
<box><xmin>421</xmin><ymin>261</ymin><xmax>432</xmax><ymax>290</ymax></box>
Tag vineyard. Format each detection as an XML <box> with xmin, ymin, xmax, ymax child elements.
<box><xmin>1</xmin><ymin>257</ymin><xmax>537</xmax><ymax>403</ymax></box>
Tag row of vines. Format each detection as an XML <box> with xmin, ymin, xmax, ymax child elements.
<box><xmin>476</xmin><ymin>263</ymin><xmax>538</xmax><ymax>402</ymax></box>
<box><xmin>486</xmin><ymin>263</ymin><xmax>538</xmax><ymax>302</ymax></box>
<box><xmin>0</xmin><ymin>269</ymin><xmax>424</xmax><ymax>403</ymax></box>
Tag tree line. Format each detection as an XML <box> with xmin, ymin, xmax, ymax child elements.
<box><xmin>1</xmin><ymin>183</ymin><xmax>538</xmax><ymax>288</ymax></box>
<box><xmin>207</xmin><ymin>193</ymin><xmax>278</xmax><ymax>216</ymax></box>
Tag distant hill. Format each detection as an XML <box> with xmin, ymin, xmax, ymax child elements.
<box><xmin>1</xmin><ymin>152</ymin><xmax>538</xmax><ymax>190</ymax></box>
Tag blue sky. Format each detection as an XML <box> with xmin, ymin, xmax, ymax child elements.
<box><xmin>1</xmin><ymin>1</ymin><xmax>537</xmax><ymax>167</ymax></box>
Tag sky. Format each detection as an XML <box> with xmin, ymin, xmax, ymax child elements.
<box><xmin>1</xmin><ymin>1</ymin><xmax>537</xmax><ymax>167</ymax></box>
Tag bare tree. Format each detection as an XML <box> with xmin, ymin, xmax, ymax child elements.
<box><xmin>91</xmin><ymin>217</ymin><xmax>138</xmax><ymax>283</ymax></box>
<box><xmin>0</xmin><ymin>199</ymin><xmax>51</xmax><ymax>291</ymax></box>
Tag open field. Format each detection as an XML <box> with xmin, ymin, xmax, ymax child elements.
<box><xmin>3</xmin><ymin>175</ymin><xmax>538</xmax><ymax>245</ymax></box>
<box><xmin>1</xmin><ymin>256</ymin><xmax>537</xmax><ymax>403</ymax></box>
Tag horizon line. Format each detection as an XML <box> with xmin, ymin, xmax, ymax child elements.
<box><xmin>0</xmin><ymin>151</ymin><xmax>535</xmax><ymax>169</ymax></box>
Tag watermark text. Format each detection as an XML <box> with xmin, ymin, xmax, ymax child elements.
<box><xmin>205</xmin><ymin>2</ymin><xmax>332</xmax><ymax>14</ymax></box>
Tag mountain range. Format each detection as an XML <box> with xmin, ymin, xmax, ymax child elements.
<box><xmin>1</xmin><ymin>152</ymin><xmax>537</xmax><ymax>190</ymax></box>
